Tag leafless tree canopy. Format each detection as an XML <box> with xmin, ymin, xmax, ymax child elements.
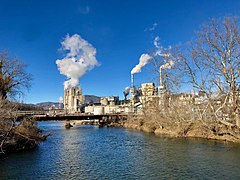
<box><xmin>185</xmin><ymin>17</ymin><xmax>240</xmax><ymax>93</ymax></box>
<box><xmin>183</xmin><ymin>16</ymin><xmax>240</xmax><ymax>126</ymax></box>
<box><xmin>0</xmin><ymin>51</ymin><xmax>32</xmax><ymax>99</ymax></box>
<box><xmin>150</xmin><ymin>46</ymin><xmax>184</xmax><ymax>94</ymax></box>
<box><xmin>0</xmin><ymin>51</ymin><xmax>41</xmax><ymax>155</ymax></box>
<box><xmin>126</xmin><ymin>17</ymin><xmax>240</xmax><ymax>142</ymax></box>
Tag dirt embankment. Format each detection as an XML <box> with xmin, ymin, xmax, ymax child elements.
<box><xmin>123</xmin><ymin>115</ymin><xmax>240</xmax><ymax>143</ymax></box>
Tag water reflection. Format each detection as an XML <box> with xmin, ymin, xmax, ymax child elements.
<box><xmin>0</xmin><ymin>121</ymin><xmax>240</xmax><ymax>179</ymax></box>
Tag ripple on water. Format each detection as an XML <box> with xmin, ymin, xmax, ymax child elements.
<box><xmin>0</xmin><ymin>122</ymin><xmax>240</xmax><ymax>179</ymax></box>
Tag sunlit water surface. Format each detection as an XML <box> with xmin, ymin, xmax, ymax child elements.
<box><xmin>0</xmin><ymin>121</ymin><xmax>240</xmax><ymax>179</ymax></box>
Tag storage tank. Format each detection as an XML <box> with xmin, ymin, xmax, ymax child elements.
<box><xmin>93</xmin><ymin>106</ymin><xmax>104</xmax><ymax>115</ymax></box>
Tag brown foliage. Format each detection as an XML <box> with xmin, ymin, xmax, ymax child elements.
<box><xmin>0</xmin><ymin>99</ymin><xmax>46</xmax><ymax>155</ymax></box>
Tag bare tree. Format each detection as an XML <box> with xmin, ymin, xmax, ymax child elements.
<box><xmin>184</xmin><ymin>16</ymin><xmax>240</xmax><ymax>127</ymax></box>
<box><xmin>0</xmin><ymin>98</ymin><xmax>48</xmax><ymax>155</ymax></box>
<box><xmin>126</xmin><ymin>17</ymin><xmax>240</xmax><ymax>142</ymax></box>
<box><xmin>0</xmin><ymin>98</ymin><xmax>17</xmax><ymax>153</ymax></box>
<box><xmin>0</xmin><ymin>51</ymin><xmax>32</xmax><ymax>100</ymax></box>
<box><xmin>0</xmin><ymin>51</ymin><xmax>47</xmax><ymax>155</ymax></box>
<box><xmin>150</xmin><ymin>46</ymin><xmax>184</xmax><ymax>94</ymax></box>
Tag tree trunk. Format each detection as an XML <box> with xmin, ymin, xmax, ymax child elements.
<box><xmin>236</xmin><ymin>110</ymin><xmax>240</xmax><ymax>128</ymax></box>
<box><xmin>0</xmin><ymin>91</ymin><xmax>7</xmax><ymax>99</ymax></box>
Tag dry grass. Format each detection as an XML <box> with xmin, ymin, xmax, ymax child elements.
<box><xmin>126</xmin><ymin>98</ymin><xmax>240</xmax><ymax>143</ymax></box>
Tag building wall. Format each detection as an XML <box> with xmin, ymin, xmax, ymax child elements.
<box><xmin>64</xmin><ymin>87</ymin><xmax>83</xmax><ymax>113</ymax></box>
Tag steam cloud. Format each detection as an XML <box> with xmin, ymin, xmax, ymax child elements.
<box><xmin>58</xmin><ymin>96</ymin><xmax>63</xmax><ymax>103</ymax></box>
<box><xmin>154</xmin><ymin>36</ymin><xmax>171</xmax><ymax>57</ymax></box>
<box><xmin>56</xmin><ymin>34</ymin><xmax>99</xmax><ymax>89</ymax></box>
<box><xmin>153</xmin><ymin>36</ymin><xmax>175</xmax><ymax>69</ymax></box>
<box><xmin>131</xmin><ymin>54</ymin><xmax>152</xmax><ymax>74</ymax></box>
<box><xmin>154</xmin><ymin>36</ymin><xmax>160</xmax><ymax>49</ymax></box>
<box><xmin>160</xmin><ymin>60</ymin><xmax>175</xmax><ymax>69</ymax></box>
<box><xmin>131</xmin><ymin>36</ymin><xmax>175</xmax><ymax>75</ymax></box>
<box><xmin>124</xmin><ymin>86</ymin><xmax>130</xmax><ymax>94</ymax></box>
<box><xmin>123</xmin><ymin>86</ymin><xmax>130</xmax><ymax>99</ymax></box>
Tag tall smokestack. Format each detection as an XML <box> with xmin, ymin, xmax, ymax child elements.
<box><xmin>130</xmin><ymin>74</ymin><xmax>135</xmax><ymax>109</ymax></box>
<box><xmin>131</xmin><ymin>74</ymin><xmax>134</xmax><ymax>89</ymax></box>
<box><xmin>159</xmin><ymin>67</ymin><xmax>162</xmax><ymax>88</ymax></box>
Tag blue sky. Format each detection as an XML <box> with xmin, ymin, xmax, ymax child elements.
<box><xmin>0</xmin><ymin>0</ymin><xmax>240</xmax><ymax>103</ymax></box>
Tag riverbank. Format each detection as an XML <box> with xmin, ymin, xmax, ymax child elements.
<box><xmin>66</xmin><ymin>116</ymin><xmax>240</xmax><ymax>143</ymax></box>
<box><xmin>122</xmin><ymin>115</ymin><xmax>240</xmax><ymax>143</ymax></box>
<box><xmin>0</xmin><ymin>120</ymin><xmax>48</xmax><ymax>157</ymax></box>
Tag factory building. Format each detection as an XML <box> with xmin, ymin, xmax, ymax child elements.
<box><xmin>139</xmin><ymin>83</ymin><xmax>158</xmax><ymax>106</ymax></box>
<box><xmin>64</xmin><ymin>87</ymin><xmax>83</xmax><ymax>114</ymax></box>
<box><xmin>85</xmin><ymin>96</ymin><xmax>126</xmax><ymax>115</ymax></box>
<box><xmin>62</xmin><ymin>76</ymin><xmax>209</xmax><ymax>116</ymax></box>
<box><xmin>100</xmin><ymin>96</ymin><xmax>119</xmax><ymax>106</ymax></box>
<box><xmin>129</xmin><ymin>82</ymin><xmax>159</xmax><ymax>113</ymax></box>
<box><xmin>84</xmin><ymin>83</ymin><xmax>159</xmax><ymax>115</ymax></box>
<box><xmin>63</xmin><ymin>72</ymin><xmax>159</xmax><ymax>115</ymax></box>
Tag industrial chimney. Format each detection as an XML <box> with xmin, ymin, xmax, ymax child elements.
<box><xmin>130</xmin><ymin>74</ymin><xmax>135</xmax><ymax>108</ymax></box>
<box><xmin>131</xmin><ymin>73</ymin><xmax>134</xmax><ymax>89</ymax></box>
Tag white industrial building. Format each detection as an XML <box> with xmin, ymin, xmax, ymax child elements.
<box><xmin>64</xmin><ymin>87</ymin><xmax>83</xmax><ymax>114</ymax></box>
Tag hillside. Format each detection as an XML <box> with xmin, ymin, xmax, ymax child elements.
<box><xmin>36</xmin><ymin>102</ymin><xmax>60</xmax><ymax>110</ymax></box>
<box><xmin>35</xmin><ymin>95</ymin><xmax>101</xmax><ymax>110</ymax></box>
<box><xmin>84</xmin><ymin>95</ymin><xmax>100</xmax><ymax>104</ymax></box>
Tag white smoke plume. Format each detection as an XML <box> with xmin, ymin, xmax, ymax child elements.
<box><xmin>56</xmin><ymin>34</ymin><xmax>99</xmax><ymax>89</ymax></box>
<box><xmin>153</xmin><ymin>36</ymin><xmax>175</xmax><ymax>68</ymax></box>
<box><xmin>58</xmin><ymin>96</ymin><xmax>63</xmax><ymax>103</ymax></box>
<box><xmin>124</xmin><ymin>86</ymin><xmax>130</xmax><ymax>94</ymax></box>
<box><xmin>160</xmin><ymin>60</ymin><xmax>175</xmax><ymax>69</ymax></box>
<box><xmin>123</xmin><ymin>86</ymin><xmax>130</xmax><ymax>99</ymax></box>
<box><xmin>154</xmin><ymin>36</ymin><xmax>160</xmax><ymax>49</ymax></box>
<box><xmin>131</xmin><ymin>54</ymin><xmax>152</xmax><ymax>74</ymax></box>
<box><xmin>153</xmin><ymin>36</ymin><xmax>172</xmax><ymax>57</ymax></box>
<box><xmin>155</xmin><ymin>51</ymin><xmax>171</xmax><ymax>57</ymax></box>
<box><xmin>131</xmin><ymin>36</ymin><xmax>174</xmax><ymax>75</ymax></box>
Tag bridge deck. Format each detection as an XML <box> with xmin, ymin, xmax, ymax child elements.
<box><xmin>32</xmin><ymin>114</ymin><xmax>127</xmax><ymax>121</ymax></box>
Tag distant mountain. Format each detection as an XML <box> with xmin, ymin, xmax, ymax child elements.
<box><xmin>84</xmin><ymin>95</ymin><xmax>100</xmax><ymax>104</ymax></box>
<box><xmin>35</xmin><ymin>95</ymin><xmax>101</xmax><ymax>110</ymax></box>
<box><xmin>36</xmin><ymin>102</ymin><xmax>60</xmax><ymax>110</ymax></box>
<box><xmin>16</xmin><ymin>102</ymin><xmax>45</xmax><ymax>111</ymax></box>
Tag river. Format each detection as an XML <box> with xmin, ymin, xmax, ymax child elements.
<box><xmin>0</xmin><ymin>121</ymin><xmax>240</xmax><ymax>179</ymax></box>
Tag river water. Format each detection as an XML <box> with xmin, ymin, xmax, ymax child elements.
<box><xmin>0</xmin><ymin>121</ymin><xmax>240</xmax><ymax>179</ymax></box>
